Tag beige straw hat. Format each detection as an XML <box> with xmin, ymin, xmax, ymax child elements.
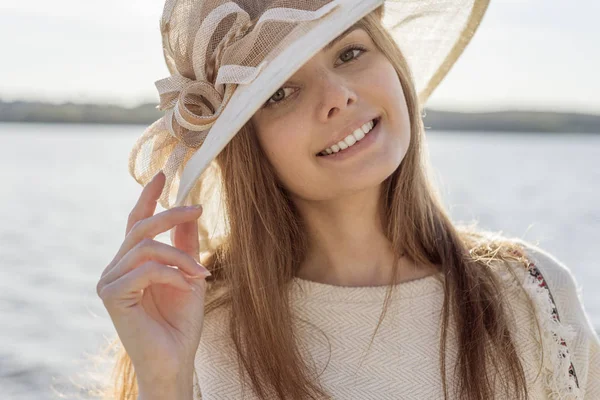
<box><xmin>128</xmin><ymin>0</ymin><xmax>490</xmax><ymax>252</ymax></box>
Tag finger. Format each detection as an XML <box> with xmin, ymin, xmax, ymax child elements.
<box><xmin>100</xmin><ymin>239</ymin><xmax>210</xmax><ymax>289</ymax></box>
<box><xmin>99</xmin><ymin>261</ymin><xmax>193</xmax><ymax>307</ymax></box>
<box><xmin>171</xmin><ymin>218</ymin><xmax>200</xmax><ymax>263</ymax></box>
<box><xmin>100</xmin><ymin>170</ymin><xmax>165</xmax><ymax>280</ymax></box>
<box><xmin>102</xmin><ymin>205</ymin><xmax>203</xmax><ymax>279</ymax></box>
<box><xmin>126</xmin><ymin>170</ymin><xmax>165</xmax><ymax>236</ymax></box>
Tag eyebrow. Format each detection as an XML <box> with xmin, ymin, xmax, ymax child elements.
<box><xmin>323</xmin><ymin>24</ymin><xmax>361</xmax><ymax>52</ymax></box>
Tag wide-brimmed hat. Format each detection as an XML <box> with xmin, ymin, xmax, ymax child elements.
<box><xmin>128</xmin><ymin>0</ymin><xmax>489</xmax><ymax>252</ymax></box>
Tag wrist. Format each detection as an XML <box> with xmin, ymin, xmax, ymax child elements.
<box><xmin>137</xmin><ymin>368</ymin><xmax>194</xmax><ymax>400</ymax></box>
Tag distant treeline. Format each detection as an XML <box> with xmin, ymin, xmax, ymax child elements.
<box><xmin>1</xmin><ymin>98</ymin><xmax>599</xmax><ymax>133</ymax></box>
<box><xmin>0</xmin><ymin>99</ymin><xmax>161</xmax><ymax>125</ymax></box>
<box><xmin>421</xmin><ymin>109</ymin><xmax>600</xmax><ymax>134</ymax></box>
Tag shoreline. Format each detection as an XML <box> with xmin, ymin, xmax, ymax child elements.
<box><xmin>1</xmin><ymin>99</ymin><xmax>599</xmax><ymax>133</ymax></box>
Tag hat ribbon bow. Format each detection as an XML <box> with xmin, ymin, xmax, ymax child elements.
<box><xmin>154</xmin><ymin>73</ymin><xmax>235</xmax><ymax>144</ymax></box>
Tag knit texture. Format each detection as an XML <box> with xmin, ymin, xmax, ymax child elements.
<box><xmin>193</xmin><ymin>239</ymin><xmax>600</xmax><ymax>399</ymax></box>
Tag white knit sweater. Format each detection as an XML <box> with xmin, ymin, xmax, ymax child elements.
<box><xmin>193</xmin><ymin>239</ymin><xmax>600</xmax><ymax>399</ymax></box>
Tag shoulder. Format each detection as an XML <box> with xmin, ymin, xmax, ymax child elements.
<box><xmin>501</xmin><ymin>237</ymin><xmax>600</xmax><ymax>397</ymax></box>
<box><xmin>507</xmin><ymin>237</ymin><xmax>598</xmax><ymax>343</ymax></box>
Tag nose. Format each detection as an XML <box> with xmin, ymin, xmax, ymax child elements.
<box><xmin>316</xmin><ymin>70</ymin><xmax>357</xmax><ymax>121</ymax></box>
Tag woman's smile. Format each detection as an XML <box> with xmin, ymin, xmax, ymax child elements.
<box><xmin>316</xmin><ymin>117</ymin><xmax>382</xmax><ymax>162</ymax></box>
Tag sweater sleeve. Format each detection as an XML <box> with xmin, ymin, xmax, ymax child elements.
<box><xmin>514</xmin><ymin>238</ymin><xmax>600</xmax><ymax>398</ymax></box>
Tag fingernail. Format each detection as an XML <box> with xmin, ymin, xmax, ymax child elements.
<box><xmin>187</xmin><ymin>273</ymin><xmax>211</xmax><ymax>280</ymax></box>
<box><xmin>184</xmin><ymin>262</ymin><xmax>209</xmax><ymax>277</ymax></box>
<box><xmin>196</xmin><ymin>264</ymin><xmax>212</xmax><ymax>277</ymax></box>
<box><xmin>184</xmin><ymin>204</ymin><xmax>203</xmax><ymax>211</ymax></box>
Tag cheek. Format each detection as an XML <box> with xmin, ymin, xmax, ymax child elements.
<box><xmin>255</xmin><ymin>118</ymin><xmax>311</xmax><ymax>181</ymax></box>
<box><xmin>368</xmin><ymin>61</ymin><xmax>407</xmax><ymax>112</ymax></box>
<box><xmin>358</xmin><ymin>60</ymin><xmax>411</xmax><ymax>175</ymax></box>
<box><xmin>367</xmin><ymin>60</ymin><xmax>411</xmax><ymax>142</ymax></box>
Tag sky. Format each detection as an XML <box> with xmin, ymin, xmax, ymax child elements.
<box><xmin>0</xmin><ymin>0</ymin><xmax>598</xmax><ymax>114</ymax></box>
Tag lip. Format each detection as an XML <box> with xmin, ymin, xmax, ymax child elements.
<box><xmin>316</xmin><ymin>117</ymin><xmax>381</xmax><ymax>161</ymax></box>
<box><xmin>316</xmin><ymin>116</ymin><xmax>380</xmax><ymax>155</ymax></box>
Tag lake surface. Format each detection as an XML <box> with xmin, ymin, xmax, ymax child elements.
<box><xmin>0</xmin><ymin>122</ymin><xmax>598</xmax><ymax>399</ymax></box>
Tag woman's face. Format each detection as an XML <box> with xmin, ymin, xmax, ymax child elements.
<box><xmin>251</xmin><ymin>26</ymin><xmax>410</xmax><ymax>201</ymax></box>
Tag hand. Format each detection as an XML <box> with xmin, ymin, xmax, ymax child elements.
<box><xmin>96</xmin><ymin>170</ymin><xmax>211</xmax><ymax>387</ymax></box>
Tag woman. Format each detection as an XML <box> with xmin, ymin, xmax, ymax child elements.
<box><xmin>95</xmin><ymin>1</ymin><xmax>599</xmax><ymax>399</ymax></box>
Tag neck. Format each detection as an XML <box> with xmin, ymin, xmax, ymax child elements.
<box><xmin>293</xmin><ymin>185</ymin><xmax>434</xmax><ymax>287</ymax></box>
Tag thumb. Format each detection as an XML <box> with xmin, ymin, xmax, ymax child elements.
<box><xmin>171</xmin><ymin>218</ymin><xmax>201</xmax><ymax>263</ymax></box>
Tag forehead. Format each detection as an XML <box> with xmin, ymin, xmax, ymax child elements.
<box><xmin>323</xmin><ymin>23</ymin><xmax>363</xmax><ymax>52</ymax></box>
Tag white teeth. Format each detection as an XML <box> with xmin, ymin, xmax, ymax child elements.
<box><xmin>353</xmin><ymin>127</ymin><xmax>365</xmax><ymax>141</ymax></box>
<box><xmin>344</xmin><ymin>135</ymin><xmax>356</xmax><ymax>146</ymax></box>
<box><xmin>362</xmin><ymin>121</ymin><xmax>373</xmax><ymax>133</ymax></box>
<box><xmin>320</xmin><ymin>119</ymin><xmax>377</xmax><ymax>156</ymax></box>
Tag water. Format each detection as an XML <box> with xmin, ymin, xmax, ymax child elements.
<box><xmin>0</xmin><ymin>122</ymin><xmax>598</xmax><ymax>399</ymax></box>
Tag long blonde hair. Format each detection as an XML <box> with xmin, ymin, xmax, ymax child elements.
<box><xmin>91</xmin><ymin>7</ymin><xmax>542</xmax><ymax>400</ymax></box>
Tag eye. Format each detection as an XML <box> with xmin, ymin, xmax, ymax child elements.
<box><xmin>261</xmin><ymin>45</ymin><xmax>367</xmax><ymax>110</ymax></box>
<box><xmin>334</xmin><ymin>45</ymin><xmax>367</xmax><ymax>67</ymax></box>
<box><xmin>263</xmin><ymin>87</ymin><xmax>296</xmax><ymax>108</ymax></box>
